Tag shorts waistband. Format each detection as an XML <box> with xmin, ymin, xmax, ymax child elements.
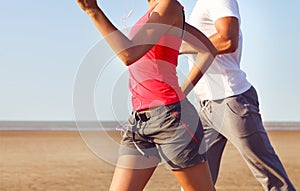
<box><xmin>133</xmin><ymin>99</ymin><xmax>187</xmax><ymax>122</ymax></box>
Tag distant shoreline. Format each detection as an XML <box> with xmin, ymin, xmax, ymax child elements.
<box><xmin>0</xmin><ymin>121</ymin><xmax>299</xmax><ymax>131</ymax></box>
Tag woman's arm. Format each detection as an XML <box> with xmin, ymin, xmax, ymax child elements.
<box><xmin>182</xmin><ymin>23</ymin><xmax>217</xmax><ymax>55</ymax></box>
<box><xmin>179</xmin><ymin>41</ymin><xmax>198</xmax><ymax>55</ymax></box>
<box><xmin>76</xmin><ymin>0</ymin><xmax>183</xmax><ymax>66</ymax></box>
<box><xmin>180</xmin><ymin>23</ymin><xmax>217</xmax><ymax>95</ymax></box>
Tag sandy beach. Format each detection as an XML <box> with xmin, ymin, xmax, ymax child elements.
<box><xmin>0</xmin><ymin>130</ymin><xmax>299</xmax><ymax>191</ymax></box>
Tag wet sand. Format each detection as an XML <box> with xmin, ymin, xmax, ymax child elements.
<box><xmin>0</xmin><ymin>130</ymin><xmax>299</xmax><ymax>191</ymax></box>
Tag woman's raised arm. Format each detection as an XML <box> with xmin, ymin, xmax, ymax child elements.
<box><xmin>76</xmin><ymin>0</ymin><xmax>183</xmax><ymax>66</ymax></box>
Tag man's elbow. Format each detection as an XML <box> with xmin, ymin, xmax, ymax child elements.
<box><xmin>213</xmin><ymin>34</ymin><xmax>239</xmax><ymax>54</ymax></box>
<box><xmin>226</xmin><ymin>39</ymin><xmax>238</xmax><ymax>53</ymax></box>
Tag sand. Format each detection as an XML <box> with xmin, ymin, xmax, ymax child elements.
<box><xmin>0</xmin><ymin>130</ymin><xmax>299</xmax><ymax>191</ymax></box>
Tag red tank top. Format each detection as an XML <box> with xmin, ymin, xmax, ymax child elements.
<box><xmin>128</xmin><ymin>2</ymin><xmax>186</xmax><ymax>111</ymax></box>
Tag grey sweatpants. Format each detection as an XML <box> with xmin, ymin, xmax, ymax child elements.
<box><xmin>198</xmin><ymin>86</ymin><xmax>296</xmax><ymax>191</ymax></box>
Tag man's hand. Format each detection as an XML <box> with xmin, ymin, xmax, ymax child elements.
<box><xmin>76</xmin><ymin>0</ymin><xmax>100</xmax><ymax>16</ymax></box>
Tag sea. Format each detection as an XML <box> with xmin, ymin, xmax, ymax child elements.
<box><xmin>0</xmin><ymin>121</ymin><xmax>299</xmax><ymax>131</ymax></box>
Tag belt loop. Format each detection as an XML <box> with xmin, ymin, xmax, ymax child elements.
<box><xmin>135</xmin><ymin>111</ymin><xmax>151</xmax><ymax>122</ymax></box>
<box><xmin>134</xmin><ymin>111</ymin><xmax>139</xmax><ymax>121</ymax></box>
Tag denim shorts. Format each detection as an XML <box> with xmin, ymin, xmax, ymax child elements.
<box><xmin>119</xmin><ymin>98</ymin><xmax>207</xmax><ymax>170</ymax></box>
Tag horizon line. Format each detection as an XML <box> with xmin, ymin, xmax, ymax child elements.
<box><xmin>0</xmin><ymin>121</ymin><xmax>300</xmax><ymax>131</ymax></box>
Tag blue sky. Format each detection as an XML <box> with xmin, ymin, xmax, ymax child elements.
<box><xmin>0</xmin><ymin>0</ymin><xmax>299</xmax><ymax>122</ymax></box>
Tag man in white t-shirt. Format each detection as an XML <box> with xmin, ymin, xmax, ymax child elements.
<box><xmin>181</xmin><ymin>0</ymin><xmax>296</xmax><ymax>190</ymax></box>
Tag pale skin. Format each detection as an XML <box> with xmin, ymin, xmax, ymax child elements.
<box><xmin>76</xmin><ymin>0</ymin><xmax>216</xmax><ymax>190</ymax></box>
<box><xmin>180</xmin><ymin>16</ymin><xmax>239</xmax><ymax>94</ymax></box>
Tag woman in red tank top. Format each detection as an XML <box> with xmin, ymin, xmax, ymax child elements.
<box><xmin>77</xmin><ymin>0</ymin><xmax>217</xmax><ymax>190</ymax></box>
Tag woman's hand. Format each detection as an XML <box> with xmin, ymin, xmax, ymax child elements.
<box><xmin>76</xmin><ymin>0</ymin><xmax>100</xmax><ymax>16</ymax></box>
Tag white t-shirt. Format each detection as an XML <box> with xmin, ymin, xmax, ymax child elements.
<box><xmin>188</xmin><ymin>0</ymin><xmax>251</xmax><ymax>100</ymax></box>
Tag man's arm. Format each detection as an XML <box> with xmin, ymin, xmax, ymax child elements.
<box><xmin>180</xmin><ymin>16</ymin><xmax>239</xmax><ymax>54</ymax></box>
<box><xmin>210</xmin><ymin>16</ymin><xmax>239</xmax><ymax>54</ymax></box>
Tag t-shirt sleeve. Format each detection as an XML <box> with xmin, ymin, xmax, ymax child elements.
<box><xmin>208</xmin><ymin>0</ymin><xmax>240</xmax><ymax>22</ymax></box>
